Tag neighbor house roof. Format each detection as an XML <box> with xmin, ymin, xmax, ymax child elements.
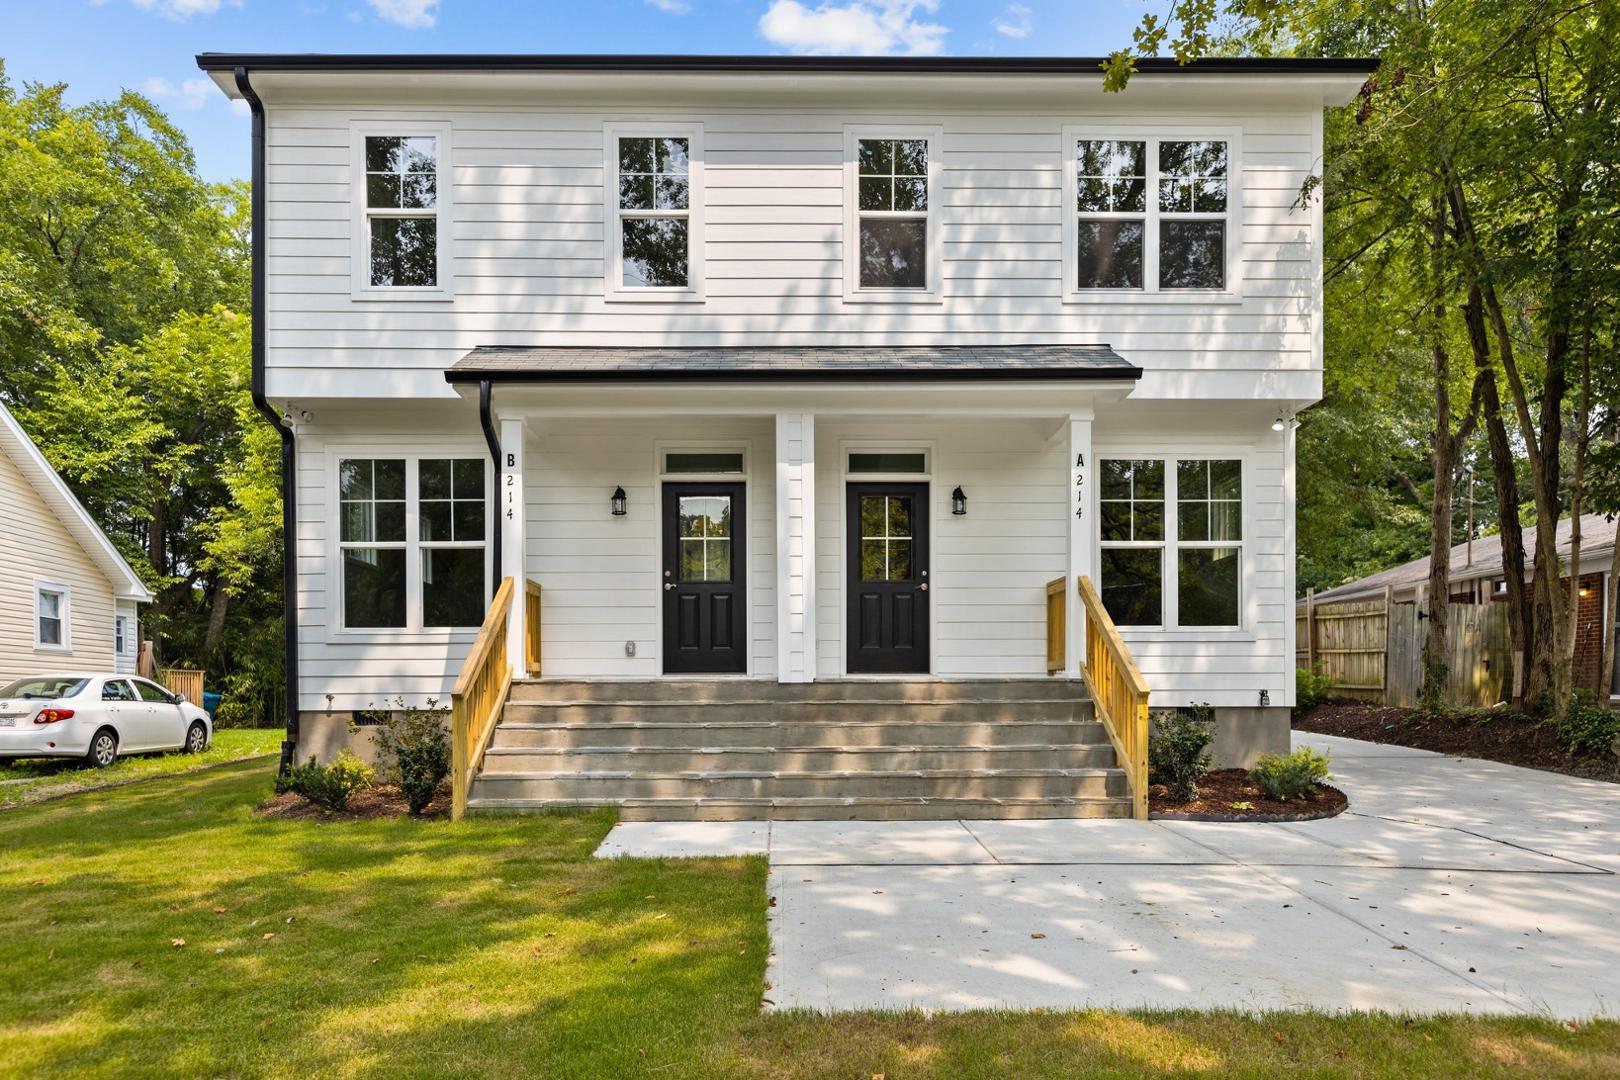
<box><xmin>446</xmin><ymin>344</ymin><xmax>1140</xmax><ymax>384</ymax></box>
<box><xmin>196</xmin><ymin>54</ymin><xmax>1381</xmax><ymax>77</ymax></box>
<box><xmin>0</xmin><ymin>401</ymin><xmax>154</xmax><ymax>603</ymax></box>
<box><xmin>1309</xmin><ymin>514</ymin><xmax>1618</xmax><ymax>605</ymax></box>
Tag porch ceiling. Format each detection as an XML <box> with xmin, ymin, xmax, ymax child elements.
<box><xmin>446</xmin><ymin>344</ymin><xmax>1140</xmax><ymax>384</ymax></box>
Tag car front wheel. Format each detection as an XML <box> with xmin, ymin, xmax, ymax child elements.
<box><xmin>85</xmin><ymin>729</ymin><xmax>118</xmax><ymax>768</ymax></box>
<box><xmin>184</xmin><ymin>721</ymin><xmax>207</xmax><ymax>754</ymax></box>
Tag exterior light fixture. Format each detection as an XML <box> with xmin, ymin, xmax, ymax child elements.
<box><xmin>951</xmin><ymin>486</ymin><xmax>967</xmax><ymax>516</ymax></box>
<box><xmin>610</xmin><ymin>486</ymin><xmax>627</xmax><ymax>516</ymax></box>
<box><xmin>1271</xmin><ymin>417</ymin><xmax>1286</xmax><ymax>432</ymax></box>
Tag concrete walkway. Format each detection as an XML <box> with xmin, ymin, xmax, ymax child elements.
<box><xmin>595</xmin><ymin>733</ymin><xmax>1620</xmax><ymax>1016</ymax></box>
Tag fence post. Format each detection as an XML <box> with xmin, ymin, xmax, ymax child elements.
<box><xmin>1382</xmin><ymin>583</ymin><xmax>1395</xmax><ymax>703</ymax></box>
<box><xmin>1305</xmin><ymin>587</ymin><xmax>1316</xmax><ymax>672</ymax></box>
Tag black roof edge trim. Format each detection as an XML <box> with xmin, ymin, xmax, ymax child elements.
<box><xmin>444</xmin><ymin>367</ymin><xmax>1144</xmax><ymax>385</ymax></box>
<box><xmin>198</xmin><ymin>53</ymin><xmax>1379</xmax><ymax>76</ymax></box>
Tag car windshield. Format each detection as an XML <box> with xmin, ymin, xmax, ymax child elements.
<box><xmin>0</xmin><ymin>677</ymin><xmax>90</xmax><ymax>700</ymax></box>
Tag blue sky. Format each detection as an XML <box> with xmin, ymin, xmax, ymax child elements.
<box><xmin>1</xmin><ymin>0</ymin><xmax>1152</xmax><ymax>183</ymax></box>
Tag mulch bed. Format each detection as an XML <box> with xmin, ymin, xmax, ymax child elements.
<box><xmin>1294</xmin><ymin>701</ymin><xmax>1620</xmax><ymax>783</ymax></box>
<box><xmin>1150</xmin><ymin>769</ymin><xmax>1348</xmax><ymax>822</ymax></box>
<box><xmin>257</xmin><ymin>784</ymin><xmax>450</xmax><ymax>821</ymax></box>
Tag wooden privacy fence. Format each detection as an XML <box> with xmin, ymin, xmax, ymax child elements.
<box><xmin>158</xmin><ymin>668</ymin><xmax>205</xmax><ymax>704</ymax></box>
<box><xmin>1296</xmin><ymin>589</ymin><xmax>1512</xmax><ymax>708</ymax></box>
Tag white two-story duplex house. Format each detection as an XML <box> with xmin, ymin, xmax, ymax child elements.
<box><xmin>200</xmin><ymin>52</ymin><xmax>1374</xmax><ymax>821</ymax></box>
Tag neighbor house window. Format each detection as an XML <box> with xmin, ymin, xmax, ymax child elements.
<box><xmin>337</xmin><ymin>456</ymin><xmax>489</xmax><ymax>632</ymax></box>
<box><xmin>1099</xmin><ymin>458</ymin><xmax>1243</xmax><ymax>628</ymax></box>
<box><xmin>845</xmin><ymin>126</ymin><xmax>940</xmax><ymax>301</ymax></box>
<box><xmin>605</xmin><ymin>124</ymin><xmax>704</xmax><ymax>300</ymax></box>
<box><xmin>1066</xmin><ymin>130</ymin><xmax>1235</xmax><ymax>296</ymax></box>
<box><xmin>35</xmin><ymin>583</ymin><xmax>69</xmax><ymax>650</ymax></box>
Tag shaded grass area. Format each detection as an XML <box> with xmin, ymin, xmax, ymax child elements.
<box><xmin>0</xmin><ymin>728</ymin><xmax>283</xmax><ymax>809</ymax></box>
<box><xmin>2</xmin><ymin>760</ymin><xmax>1618</xmax><ymax>1078</ymax></box>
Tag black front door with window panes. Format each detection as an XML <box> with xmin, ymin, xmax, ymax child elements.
<box><xmin>846</xmin><ymin>483</ymin><xmax>930</xmax><ymax>674</ymax></box>
<box><xmin>662</xmin><ymin>483</ymin><xmax>746</xmax><ymax>673</ymax></box>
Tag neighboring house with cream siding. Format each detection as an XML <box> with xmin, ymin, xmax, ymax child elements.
<box><xmin>0</xmin><ymin>402</ymin><xmax>154</xmax><ymax>681</ymax></box>
<box><xmin>200</xmin><ymin>53</ymin><xmax>1375</xmax><ymax>819</ymax></box>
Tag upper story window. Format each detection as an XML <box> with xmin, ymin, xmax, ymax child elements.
<box><xmin>1099</xmin><ymin>457</ymin><xmax>1244</xmax><ymax>630</ymax></box>
<box><xmin>843</xmin><ymin>125</ymin><xmax>942</xmax><ymax>303</ymax></box>
<box><xmin>604</xmin><ymin>123</ymin><xmax>705</xmax><ymax>302</ymax></box>
<box><xmin>1065</xmin><ymin>128</ymin><xmax>1238</xmax><ymax>299</ymax></box>
<box><xmin>350</xmin><ymin>122</ymin><xmax>453</xmax><ymax>300</ymax></box>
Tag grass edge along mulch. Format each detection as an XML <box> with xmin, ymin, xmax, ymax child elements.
<box><xmin>0</xmin><ymin>728</ymin><xmax>283</xmax><ymax>811</ymax></box>
<box><xmin>3</xmin><ymin>757</ymin><xmax>1620</xmax><ymax>1078</ymax></box>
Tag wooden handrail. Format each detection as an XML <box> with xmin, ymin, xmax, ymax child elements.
<box><xmin>1076</xmin><ymin>575</ymin><xmax>1151</xmax><ymax>820</ymax></box>
<box><xmin>525</xmin><ymin>578</ymin><xmax>542</xmax><ymax>677</ymax></box>
<box><xmin>1045</xmin><ymin>576</ymin><xmax>1066</xmax><ymax>676</ymax></box>
<box><xmin>451</xmin><ymin>576</ymin><xmax>515</xmax><ymax>821</ymax></box>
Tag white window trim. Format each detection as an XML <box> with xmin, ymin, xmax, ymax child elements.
<box><xmin>34</xmin><ymin>580</ymin><xmax>72</xmax><ymax>653</ymax></box>
<box><xmin>603</xmin><ymin>122</ymin><xmax>706</xmax><ymax>303</ymax></box>
<box><xmin>349</xmin><ymin>121</ymin><xmax>454</xmax><ymax>302</ymax></box>
<box><xmin>114</xmin><ymin>614</ymin><xmax>129</xmax><ymax>656</ymax></box>
<box><xmin>1096</xmin><ymin>452</ymin><xmax>1252</xmax><ymax>637</ymax></box>
<box><xmin>657</xmin><ymin>441</ymin><xmax>750</xmax><ymax>480</ymax></box>
<box><xmin>1061</xmin><ymin>125</ymin><xmax>1243</xmax><ymax>305</ymax></box>
<box><xmin>328</xmin><ymin>450</ymin><xmax>492</xmax><ymax>642</ymax></box>
<box><xmin>842</xmin><ymin>124</ymin><xmax>944</xmax><ymax>305</ymax></box>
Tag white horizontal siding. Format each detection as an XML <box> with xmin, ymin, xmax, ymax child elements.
<box><xmin>263</xmin><ymin>100</ymin><xmax>1322</xmax><ymax>399</ymax></box>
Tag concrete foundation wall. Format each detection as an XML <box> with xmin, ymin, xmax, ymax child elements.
<box><xmin>1209</xmin><ymin>706</ymin><xmax>1291</xmax><ymax>769</ymax></box>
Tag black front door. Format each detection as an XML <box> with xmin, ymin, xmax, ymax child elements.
<box><xmin>663</xmin><ymin>482</ymin><xmax>747</xmax><ymax>673</ymax></box>
<box><xmin>846</xmin><ymin>482</ymin><xmax>930</xmax><ymax>674</ymax></box>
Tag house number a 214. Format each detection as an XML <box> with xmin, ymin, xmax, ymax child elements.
<box><xmin>1074</xmin><ymin>453</ymin><xmax>1085</xmax><ymax>519</ymax></box>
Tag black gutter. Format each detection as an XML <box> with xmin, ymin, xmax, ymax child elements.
<box><xmin>446</xmin><ymin>367</ymin><xmax>1143</xmax><ymax>385</ymax></box>
<box><xmin>235</xmin><ymin>67</ymin><xmax>301</xmax><ymax>776</ymax></box>
<box><xmin>477</xmin><ymin>380</ymin><xmax>502</xmax><ymax>602</ymax></box>
<box><xmin>198</xmin><ymin>53</ymin><xmax>1379</xmax><ymax>76</ymax></box>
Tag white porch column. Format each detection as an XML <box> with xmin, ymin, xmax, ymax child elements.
<box><xmin>499</xmin><ymin>416</ymin><xmax>527</xmax><ymax>676</ymax></box>
<box><xmin>775</xmin><ymin>412</ymin><xmax>817</xmax><ymax>683</ymax></box>
<box><xmin>1066</xmin><ymin>411</ymin><xmax>1095</xmax><ymax>677</ymax></box>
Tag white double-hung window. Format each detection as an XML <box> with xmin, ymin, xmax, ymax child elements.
<box><xmin>843</xmin><ymin>125</ymin><xmax>942</xmax><ymax>302</ymax></box>
<box><xmin>350</xmin><ymin>122</ymin><xmax>452</xmax><ymax>299</ymax></box>
<box><xmin>1064</xmin><ymin>128</ymin><xmax>1239</xmax><ymax>297</ymax></box>
<box><xmin>35</xmin><ymin>581</ymin><xmax>70</xmax><ymax>651</ymax></box>
<box><xmin>1098</xmin><ymin>457</ymin><xmax>1244</xmax><ymax>629</ymax></box>
<box><xmin>336</xmin><ymin>456</ymin><xmax>488</xmax><ymax>632</ymax></box>
<box><xmin>604</xmin><ymin>123</ymin><xmax>705</xmax><ymax>301</ymax></box>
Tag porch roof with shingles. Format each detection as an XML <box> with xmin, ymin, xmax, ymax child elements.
<box><xmin>446</xmin><ymin>344</ymin><xmax>1140</xmax><ymax>383</ymax></box>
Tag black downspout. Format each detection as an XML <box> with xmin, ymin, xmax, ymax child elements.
<box><xmin>235</xmin><ymin>67</ymin><xmax>301</xmax><ymax>775</ymax></box>
<box><xmin>478</xmin><ymin>379</ymin><xmax>502</xmax><ymax>599</ymax></box>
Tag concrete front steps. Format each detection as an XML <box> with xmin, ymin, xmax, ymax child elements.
<box><xmin>465</xmin><ymin>679</ymin><xmax>1131</xmax><ymax>821</ymax></box>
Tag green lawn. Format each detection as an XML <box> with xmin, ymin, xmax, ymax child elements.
<box><xmin>0</xmin><ymin>728</ymin><xmax>283</xmax><ymax>810</ymax></box>
<box><xmin>1</xmin><ymin>760</ymin><xmax>1617</xmax><ymax>1078</ymax></box>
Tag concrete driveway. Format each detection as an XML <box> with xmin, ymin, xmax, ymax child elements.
<box><xmin>596</xmin><ymin>732</ymin><xmax>1620</xmax><ymax>1016</ymax></box>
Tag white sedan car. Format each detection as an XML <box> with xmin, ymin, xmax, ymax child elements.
<box><xmin>0</xmin><ymin>673</ymin><xmax>213</xmax><ymax>766</ymax></box>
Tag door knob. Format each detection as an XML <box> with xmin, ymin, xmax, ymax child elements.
<box><xmin>664</xmin><ymin>583</ymin><xmax>675</xmax><ymax>591</ymax></box>
<box><xmin>919</xmin><ymin>583</ymin><xmax>928</xmax><ymax>591</ymax></box>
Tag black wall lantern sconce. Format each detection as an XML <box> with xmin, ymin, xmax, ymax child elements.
<box><xmin>951</xmin><ymin>486</ymin><xmax>967</xmax><ymax>516</ymax></box>
<box><xmin>610</xmin><ymin>486</ymin><xmax>627</xmax><ymax>516</ymax></box>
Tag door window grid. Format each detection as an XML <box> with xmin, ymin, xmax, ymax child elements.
<box><xmin>677</xmin><ymin>496</ymin><xmax>732</xmax><ymax>582</ymax></box>
<box><xmin>1098</xmin><ymin>458</ymin><xmax>1243</xmax><ymax>629</ymax></box>
<box><xmin>860</xmin><ymin>495</ymin><xmax>914</xmax><ymax>582</ymax></box>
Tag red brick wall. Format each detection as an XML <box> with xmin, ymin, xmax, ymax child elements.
<box><xmin>1515</xmin><ymin>573</ymin><xmax>1610</xmax><ymax>694</ymax></box>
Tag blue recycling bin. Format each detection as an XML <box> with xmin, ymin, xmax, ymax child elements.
<box><xmin>202</xmin><ymin>691</ymin><xmax>223</xmax><ymax>718</ymax></box>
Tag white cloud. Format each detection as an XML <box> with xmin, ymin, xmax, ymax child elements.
<box><xmin>144</xmin><ymin>76</ymin><xmax>219</xmax><ymax>110</ymax></box>
<box><xmin>367</xmin><ymin>0</ymin><xmax>437</xmax><ymax>28</ymax></box>
<box><xmin>758</xmin><ymin>0</ymin><xmax>947</xmax><ymax>56</ymax></box>
<box><xmin>645</xmin><ymin>0</ymin><xmax>691</xmax><ymax>11</ymax></box>
<box><xmin>992</xmin><ymin>2</ymin><xmax>1030</xmax><ymax>39</ymax></box>
<box><xmin>231</xmin><ymin>98</ymin><xmax>252</xmax><ymax>117</ymax></box>
<box><xmin>110</xmin><ymin>0</ymin><xmax>238</xmax><ymax>18</ymax></box>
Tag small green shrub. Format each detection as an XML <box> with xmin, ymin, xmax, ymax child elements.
<box><xmin>1250</xmin><ymin>747</ymin><xmax>1331</xmax><ymax>801</ymax></box>
<box><xmin>1149</xmin><ymin>703</ymin><xmax>1215</xmax><ymax>803</ymax></box>
<box><xmin>1556</xmin><ymin>694</ymin><xmax>1620</xmax><ymax>757</ymax></box>
<box><xmin>275</xmin><ymin>750</ymin><xmax>374</xmax><ymax>811</ymax></box>
<box><xmin>1295</xmin><ymin>667</ymin><xmax>1335</xmax><ymax>714</ymax></box>
<box><xmin>372</xmin><ymin>698</ymin><xmax>452</xmax><ymax>815</ymax></box>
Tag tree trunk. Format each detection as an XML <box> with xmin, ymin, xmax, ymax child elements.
<box><xmin>1566</xmin><ymin>324</ymin><xmax>1592</xmax><ymax>694</ymax></box>
<box><xmin>1421</xmin><ymin>202</ymin><xmax>1456</xmax><ymax>714</ymax></box>
<box><xmin>1605</xmin><ymin>521</ymin><xmax>1620</xmax><ymax>698</ymax></box>
<box><xmin>202</xmin><ymin>580</ymin><xmax>230</xmax><ymax>660</ymax></box>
